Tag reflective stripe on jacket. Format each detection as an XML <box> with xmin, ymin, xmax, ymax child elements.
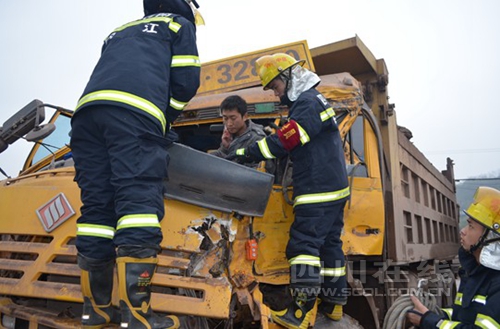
<box><xmin>420</xmin><ymin>248</ymin><xmax>500</xmax><ymax>328</ymax></box>
<box><xmin>74</xmin><ymin>13</ymin><xmax>200</xmax><ymax>133</ymax></box>
<box><xmin>246</xmin><ymin>88</ymin><xmax>349</xmax><ymax>207</ymax></box>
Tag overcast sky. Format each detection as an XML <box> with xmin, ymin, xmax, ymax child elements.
<box><xmin>1</xmin><ymin>0</ymin><xmax>499</xmax><ymax>180</ymax></box>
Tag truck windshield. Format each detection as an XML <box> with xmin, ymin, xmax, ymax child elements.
<box><xmin>31</xmin><ymin>113</ymin><xmax>71</xmax><ymax>164</ymax></box>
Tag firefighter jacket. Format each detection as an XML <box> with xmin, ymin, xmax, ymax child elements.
<box><xmin>74</xmin><ymin>13</ymin><xmax>201</xmax><ymax>134</ymax></box>
<box><xmin>420</xmin><ymin>247</ymin><xmax>500</xmax><ymax>328</ymax></box>
<box><xmin>245</xmin><ymin>88</ymin><xmax>349</xmax><ymax>207</ymax></box>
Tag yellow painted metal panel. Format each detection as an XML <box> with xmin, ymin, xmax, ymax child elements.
<box><xmin>364</xmin><ymin>116</ymin><xmax>382</xmax><ymax>179</ymax></box>
<box><xmin>0</xmin><ymin>169</ymin><xmax>234</xmax><ymax>319</ymax></box>
<box><xmin>252</xmin><ymin>189</ymin><xmax>294</xmax><ymax>285</ymax></box>
<box><xmin>161</xmin><ymin>198</ymin><xmax>226</xmax><ymax>253</ymax></box>
<box><xmin>198</xmin><ymin>40</ymin><xmax>315</xmax><ymax>95</ymax></box>
<box><xmin>251</xmin><ymin>179</ymin><xmax>385</xmax><ymax>286</ymax></box>
<box><xmin>343</xmin><ymin>178</ymin><xmax>385</xmax><ymax>255</ymax></box>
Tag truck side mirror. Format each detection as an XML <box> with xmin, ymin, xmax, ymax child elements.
<box><xmin>0</xmin><ymin>139</ymin><xmax>7</xmax><ymax>153</ymax></box>
<box><xmin>0</xmin><ymin>99</ymin><xmax>54</xmax><ymax>153</ymax></box>
<box><xmin>25</xmin><ymin>123</ymin><xmax>56</xmax><ymax>142</ymax></box>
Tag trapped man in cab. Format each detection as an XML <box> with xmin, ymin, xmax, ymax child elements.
<box><xmin>210</xmin><ymin>95</ymin><xmax>266</xmax><ymax>167</ymax></box>
<box><xmin>408</xmin><ymin>186</ymin><xmax>500</xmax><ymax>328</ymax></box>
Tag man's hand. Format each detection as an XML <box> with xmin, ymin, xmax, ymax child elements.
<box><xmin>221</xmin><ymin>127</ymin><xmax>232</xmax><ymax>149</ymax></box>
<box><xmin>407</xmin><ymin>295</ymin><xmax>429</xmax><ymax>326</ymax></box>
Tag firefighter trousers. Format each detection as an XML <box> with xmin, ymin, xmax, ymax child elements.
<box><xmin>70</xmin><ymin>105</ymin><xmax>170</xmax><ymax>260</ymax></box>
<box><xmin>286</xmin><ymin>201</ymin><xmax>347</xmax><ymax>304</ymax></box>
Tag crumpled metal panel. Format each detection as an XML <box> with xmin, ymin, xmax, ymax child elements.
<box><xmin>164</xmin><ymin>143</ymin><xmax>274</xmax><ymax>217</ymax></box>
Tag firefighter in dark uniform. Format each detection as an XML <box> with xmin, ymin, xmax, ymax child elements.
<box><xmin>408</xmin><ymin>186</ymin><xmax>500</xmax><ymax>328</ymax></box>
<box><xmin>233</xmin><ymin>53</ymin><xmax>350</xmax><ymax>329</ymax></box>
<box><xmin>70</xmin><ymin>1</ymin><xmax>202</xmax><ymax>328</ymax></box>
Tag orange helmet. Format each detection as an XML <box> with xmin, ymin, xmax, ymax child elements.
<box><xmin>464</xmin><ymin>186</ymin><xmax>500</xmax><ymax>233</ymax></box>
<box><xmin>255</xmin><ymin>53</ymin><xmax>305</xmax><ymax>89</ymax></box>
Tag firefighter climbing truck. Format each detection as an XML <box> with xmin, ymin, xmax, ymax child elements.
<box><xmin>0</xmin><ymin>36</ymin><xmax>459</xmax><ymax>329</ymax></box>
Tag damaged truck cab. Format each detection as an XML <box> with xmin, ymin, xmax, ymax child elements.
<box><xmin>0</xmin><ymin>36</ymin><xmax>459</xmax><ymax>329</ymax></box>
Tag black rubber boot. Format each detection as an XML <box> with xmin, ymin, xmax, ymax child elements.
<box><xmin>78</xmin><ymin>254</ymin><xmax>120</xmax><ymax>329</ymax></box>
<box><xmin>317</xmin><ymin>299</ymin><xmax>343</xmax><ymax>321</ymax></box>
<box><xmin>117</xmin><ymin>256</ymin><xmax>179</xmax><ymax>329</ymax></box>
<box><xmin>270</xmin><ymin>288</ymin><xmax>318</xmax><ymax>329</ymax></box>
<box><xmin>317</xmin><ymin>289</ymin><xmax>346</xmax><ymax>321</ymax></box>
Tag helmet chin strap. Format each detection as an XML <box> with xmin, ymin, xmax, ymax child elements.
<box><xmin>483</xmin><ymin>233</ymin><xmax>500</xmax><ymax>246</ymax></box>
<box><xmin>278</xmin><ymin>70</ymin><xmax>294</xmax><ymax>107</ymax></box>
<box><xmin>282</xmin><ymin>68</ymin><xmax>292</xmax><ymax>91</ymax></box>
<box><xmin>469</xmin><ymin>229</ymin><xmax>489</xmax><ymax>254</ymax></box>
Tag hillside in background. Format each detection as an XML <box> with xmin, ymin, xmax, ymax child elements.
<box><xmin>455</xmin><ymin>171</ymin><xmax>500</xmax><ymax>228</ymax></box>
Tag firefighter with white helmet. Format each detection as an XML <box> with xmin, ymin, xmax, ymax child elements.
<box><xmin>408</xmin><ymin>186</ymin><xmax>500</xmax><ymax>328</ymax></box>
<box><xmin>232</xmin><ymin>53</ymin><xmax>350</xmax><ymax>328</ymax></box>
<box><xmin>70</xmin><ymin>1</ymin><xmax>203</xmax><ymax>328</ymax></box>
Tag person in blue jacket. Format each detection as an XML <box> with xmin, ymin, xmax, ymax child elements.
<box><xmin>408</xmin><ymin>186</ymin><xmax>500</xmax><ymax>328</ymax></box>
<box><xmin>232</xmin><ymin>53</ymin><xmax>350</xmax><ymax>329</ymax></box>
<box><xmin>69</xmin><ymin>1</ymin><xmax>202</xmax><ymax>328</ymax></box>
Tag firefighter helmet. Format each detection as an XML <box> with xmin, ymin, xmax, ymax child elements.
<box><xmin>464</xmin><ymin>186</ymin><xmax>500</xmax><ymax>233</ymax></box>
<box><xmin>143</xmin><ymin>0</ymin><xmax>204</xmax><ymax>25</ymax></box>
<box><xmin>255</xmin><ymin>53</ymin><xmax>305</xmax><ymax>89</ymax></box>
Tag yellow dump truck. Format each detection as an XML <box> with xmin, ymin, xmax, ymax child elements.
<box><xmin>0</xmin><ymin>36</ymin><xmax>459</xmax><ymax>329</ymax></box>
